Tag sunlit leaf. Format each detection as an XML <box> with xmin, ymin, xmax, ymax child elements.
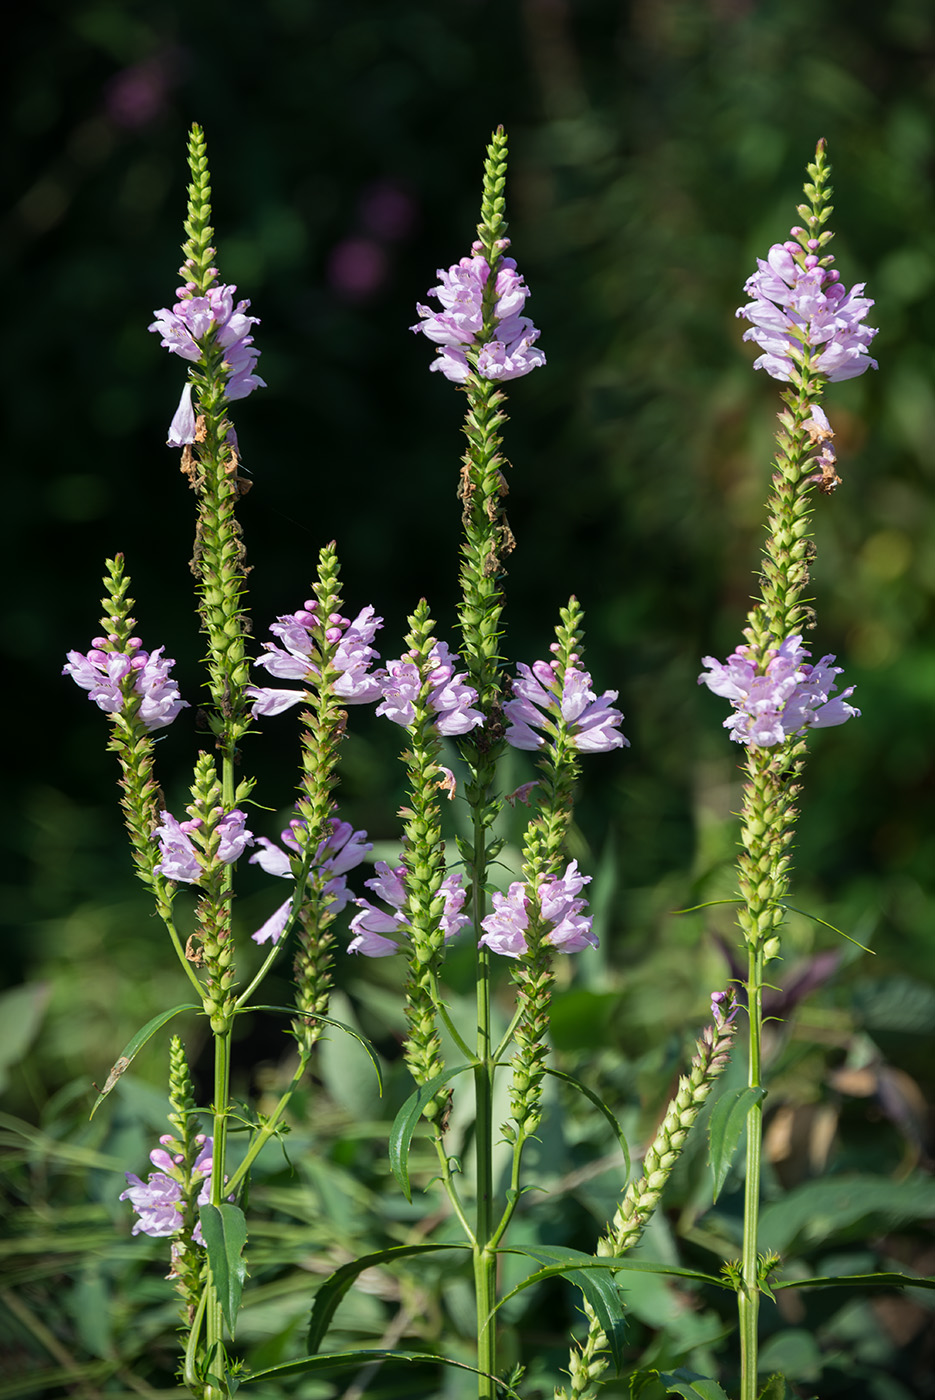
<box><xmin>200</xmin><ymin>1203</ymin><xmax>248</xmax><ymax>1336</ymax></box>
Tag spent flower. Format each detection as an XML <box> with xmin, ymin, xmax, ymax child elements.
<box><xmin>479</xmin><ymin>860</ymin><xmax>595</xmax><ymax>960</ymax></box>
<box><xmin>348</xmin><ymin>862</ymin><xmax>469</xmax><ymax>957</ymax></box>
<box><xmin>248</xmin><ymin>601</ymin><xmax>384</xmax><ymax>716</ymax></box>
<box><xmin>63</xmin><ymin>636</ymin><xmax>188</xmax><ymax>731</ymax></box>
<box><xmin>503</xmin><ymin>652</ymin><xmax>628</xmax><ymax>753</ymax></box>
<box><xmin>737</xmin><ymin>234</ymin><xmax>878</xmax><ymax>383</ymax></box>
<box><xmin>699</xmin><ymin>634</ymin><xmax>859</xmax><ymax>748</ymax></box>
<box><xmin>411</xmin><ymin>239</ymin><xmax>545</xmax><ymax>383</ymax></box>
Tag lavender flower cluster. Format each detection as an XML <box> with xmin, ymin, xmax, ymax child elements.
<box><xmin>737</xmin><ymin>233</ymin><xmax>878</xmax><ymax>384</ymax></box>
<box><xmin>410</xmin><ymin>239</ymin><xmax>545</xmax><ymax>383</ymax></box>
<box><xmin>249</xmin><ymin>817</ymin><xmax>373</xmax><ymax>945</ymax></box>
<box><xmin>63</xmin><ymin>637</ymin><xmax>188</xmax><ymax>732</ymax></box>
<box><xmin>153</xmin><ymin>808</ymin><xmax>254</xmax><ymax>884</ymax></box>
<box><xmin>149</xmin><ymin>277</ymin><xmax>266</xmax><ymax>444</ymax></box>
<box><xmin>119</xmin><ymin>1135</ymin><xmax>214</xmax><ymax>1241</ymax></box>
<box><xmin>698</xmin><ymin>634</ymin><xmax>859</xmax><ymax>748</ymax></box>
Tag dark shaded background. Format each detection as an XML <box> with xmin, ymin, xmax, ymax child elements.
<box><xmin>3</xmin><ymin>1</ymin><xmax>935</xmax><ymax>1394</ymax></box>
<box><xmin>5</xmin><ymin>0</ymin><xmax>934</xmax><ymax>1064</ymax></box>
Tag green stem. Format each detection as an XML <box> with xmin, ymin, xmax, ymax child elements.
<box><xmin>739</xmin><ymin>945</ymin><xmax>764</xmax><ymax>1400</ymax></box>
<box><xmin>224</xmin><ymin>1054</ymin><xmax>309</xmax><ymax>1197</ymax></box>
<box><xmin>203</xmin><ymin>1023</ymin><xmax>231</xmax><ymax>1400</ymax></box>
<box><xmin>472</xmin><ymin>807</ymin><xmax>498</xmax><ymax>1400</ymax></box>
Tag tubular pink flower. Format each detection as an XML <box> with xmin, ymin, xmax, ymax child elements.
<box><xmin>479</xmin><ymin>860</ymin><xmax>596</xmax><ymax>959</ymax></box>
<box><xmin>503</xmin><ymin>654</ymin><xmax>628</xmax><ymax>753</ymax></box>
<box><xmin>736</xmin><ymin>234</ymin><xmax>878</xmax><ymax>383</ymax></box>
<box><xmin>376</xmin><ymin>640</ymin><xmax>484</xmax><ymax>737</ymax></box>
<box><xmin>248</xmin><ymin>602</ymin><xmax>384</xmax><ymax>716</ymax></box>
<box><xmin>347</xmin><ymin>862</ymin><xmax>469</xmax><ymax>957</ymax></box>
<box><xmin>64</xmin><ymin>637</ymin><xmax>188</xmax><ymax>731</ymax></box>
<box><xmin>411</xmin><ymin>239</ymin><xmax>545</xmax><ymax>383</ymax></box>
<box><xmin>698</xmin><ymin>634</ymin><xmax>859</xmax><ymax>748</ymax></box>
<box><xmin>249</xmin><ymin>817</ymin><xmax>373</xmax><ymax>944</ymax></box>
<box><xmin>167</xmin><ymin>383</ymin><xmax>197</xmax><ymax>447</ymax></box>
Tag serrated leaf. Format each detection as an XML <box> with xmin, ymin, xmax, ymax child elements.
<box><xmin>543</xmin><ymin>1066</ymin><xmax>630</xmax><ymax>1176</ymax></box>
<box><xmin>245</xmin><ymin>1007</ymin><xmax>383</xmax><ymax>1095</ymax></box>
<box><xmin>200</xmin><ymin>1203</ymin><xmax>248</xmax><ymax>1335</ymax></box>
<box><xmin>659</xmin><ymin>1368</ymin><xmax>730</xmax><ymax>1400</ymax></box>
<box><xmin>307</xmin><ymin>1243</ymin><xmax>469</xmax><ymax>1352</ymax></box>
<box><xmin>90</xmin><ymin>1003</ymin><xmax>199</xmax><ymax>1118</ymax></box>
<box><xmin>757</xmin><ymin>1374</ymin><xmax>789</xmax><ymax>1400</ymax></box>
<box><xmin>707</xmin><ymin>1086</ymin><xmax>766</xmax><ymax>1201</ymax></box>
<box><xmin>496</xmin><ymin>1246</ymin><xmax>626</xmax><ymax>1372</ymax></box>
<box><xmin>389</xmin><ymin>1063</ymin><xmax>473</xmax><ymax>1200</ymax></box>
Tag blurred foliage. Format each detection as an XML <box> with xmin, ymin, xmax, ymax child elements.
<box><xmin>3</xmin><ymin>0</ymin><xmax>935</xmax><ymax>1395</ymax></box>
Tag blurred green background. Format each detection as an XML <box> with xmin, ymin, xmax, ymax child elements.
<box><xmin>3</xmin><ymin>1</ymin><xmax>935</xmax><ymax>1396</ymax></box>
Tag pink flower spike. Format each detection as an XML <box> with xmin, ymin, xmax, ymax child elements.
<box><xmin>376</xmin><ymin>640</ymin><xmax>483</xmax><ymax>737</ymax></box>
<box><xmin>347</xmin><ymin>862</ymin><xmax>468</xmax><ymax>957</ymax></box>
<box><xmin>250</xmin><ymin>602</ymin><xmax>384</xmax><ymax>717</ymax></box>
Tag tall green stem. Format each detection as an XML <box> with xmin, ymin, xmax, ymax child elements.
<box><xmin>472</xmin><ymin>808</ymin><xmax>497</xmax><ymax>1400</ymax></box>
<box><xmin>739</xmin><ymin>945</ymin><xmax>764</xmax><ymax>1400</ymax></box>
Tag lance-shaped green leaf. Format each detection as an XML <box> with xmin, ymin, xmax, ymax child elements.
<box><xmin>389</xmin><ymin>1063</ymin><xmax>474</xmax><ymax>1200</ymax></box>
<box><xmin>775</xmin><ymin>1270</ymin><xmax>935</xmax><ymax>1292</ymax></box>
<box><xmin>244</xmin><ymin>1006</ymin><xmax>383</xmax><ymax>1095</ymax></box>
<box><xmin>90</xmin><ymin>1004</ymin><xmax>199</xmax><ymax>1118</ymax></box>
<box><xmin>707</xmin><ymin>1085</ymin><xmax>766</xmax><ymax>1201</ymax></box>
<box><xmin>496</xmin><ymin>1246</ymin><xmax>626</xmax><ymax>1372</ymax></box>
<box><xmin>200</xmin><ymin>1203</ymin><xmax>248</xmax><ymax>1335</ymax></box>
<box><xmin>543</xmin><ymin>1066</ymin><xmax>630</xmax><ymax>1176</ymax></box>
<box><xmin>307</xmin><ymin>1241</ymin><xmax>470</xmax><ymax>1351</ymax></box>
<box><xmin>242</xmin><ymin>1350</ymin><xmax>513</xmax><ymax>1393</ymax></box>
